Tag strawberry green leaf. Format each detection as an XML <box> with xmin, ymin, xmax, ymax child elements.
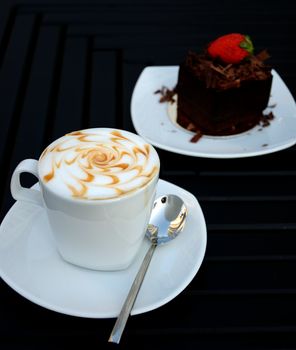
<box><xmin>240</xmin><ymin>35</ymin><xmax>254</xmax><ymax>55</ymax></box>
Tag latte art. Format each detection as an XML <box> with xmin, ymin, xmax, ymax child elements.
<box><xmin>39</xmin><ymin>129</ymin><xmax>159</xmax><ymax>200</ymax></box>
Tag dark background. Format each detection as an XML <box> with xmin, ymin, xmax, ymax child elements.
<box><xmin>1</xmin><ymin>0</ymin><xmax>296</xmax><ymax>349</ymax></box>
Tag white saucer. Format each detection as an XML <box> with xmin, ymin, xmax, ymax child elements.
<box><xmin>0</xmin><ymin>179</ymin><xmax>207</xmax><ymax>318</ymax></box>
<box><xmin>131</xmin><ymin>66</ymin><xmax>296</xmax><ymax>158</ymax></box>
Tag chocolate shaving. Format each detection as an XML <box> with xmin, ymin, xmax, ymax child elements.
<box><xmin>268</xmin><ymin>103</ymin><xmax>277</xmax><ymax>108</ymax></box>
<box><xmin>259</xmin><ymin>111</ymin><xmax>274</xmax><ymax>127</ymax></box>
<box><xmin>265</xmin><ymin>112</ymin><xmax>274</xmax><ymax>120</ymax></box>
<box><xmin>182</xmin><ymin>50</ymin><xmax>272</xmax><ymax>90</ymax></box>
<box><xmin>154</xmin><ymin>86</ymin><xmax>176</xmax><ymax>103</ymax></box>
<box><xmin>190</xmin><ymin>130</ymin><xmax>203</xmax><ymax>143</ymax></box>
<box><xmin>256</xmin><ymin>49</ymin><xmax>270</xmax><ymax>61</ymax></box>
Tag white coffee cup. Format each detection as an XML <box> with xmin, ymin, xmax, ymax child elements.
<box><xmin>10</xmin><ymin>128</ymin><xmax>160</xmax><ymax>271</ymax></box>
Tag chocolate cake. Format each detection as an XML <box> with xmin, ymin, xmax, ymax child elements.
<box><xmin>176</xmin><ymin>34</ymin><xmax>273</xmax><ymax>137</ymax></box>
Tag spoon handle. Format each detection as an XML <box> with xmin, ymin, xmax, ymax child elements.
<box><xmin>108</xmin><ymin>242</ymin><xmax>157</xmax><ymax>344</ymax></box>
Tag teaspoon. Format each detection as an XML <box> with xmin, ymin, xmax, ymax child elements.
<box><xmin>108</xmin><ymin>194</ymin><xmax>187</xmax><ymax>343</ymax></box>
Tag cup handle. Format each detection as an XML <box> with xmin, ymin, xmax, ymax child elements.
<box><xmin>10</xmin><ymin>159</ymin><xmax>43</xmax><ymax>207</ymax></box>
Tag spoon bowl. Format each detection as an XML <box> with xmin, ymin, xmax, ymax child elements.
<box><xmin>109</xmin><ymin>194</ymin><xmax>187</xmax><ymax>344</ymax></box>
<box><xmin>147</xmin><ymin>194</ymin><xmax>187</xmax><ymax>245</ymax></box>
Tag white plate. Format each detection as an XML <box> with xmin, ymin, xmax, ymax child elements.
<box><xmin>131</xmin><ymin>66</ymin><xmax>296</xmax><ymax>158</ymax></box>
<box><xmin>0</xmin><ymin>179</ymin><xmax>207</xmax><ymax>318</ymax></box>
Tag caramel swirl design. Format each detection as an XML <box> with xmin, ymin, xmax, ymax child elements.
<box><xmin>39</xmin><ymin>129</ymin><xmax>159</xmax><ymax>200</ymax></box>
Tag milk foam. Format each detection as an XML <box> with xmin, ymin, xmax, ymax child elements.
<box><xmin>39</xmin><ymin>128</ymin><xmax>160</xmax><ymax>200</ymax></box>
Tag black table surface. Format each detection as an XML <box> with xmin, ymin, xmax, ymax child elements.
<box><xmin>1</xmin><ymin>0</ymin><xmax>296</xmax><ymax>349</ymax></box>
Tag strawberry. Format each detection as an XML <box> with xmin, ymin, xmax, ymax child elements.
<box><xmin>207</xmin><ymin>33</ymin><xmax>254</xmax><ymax>64</ymax></box>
